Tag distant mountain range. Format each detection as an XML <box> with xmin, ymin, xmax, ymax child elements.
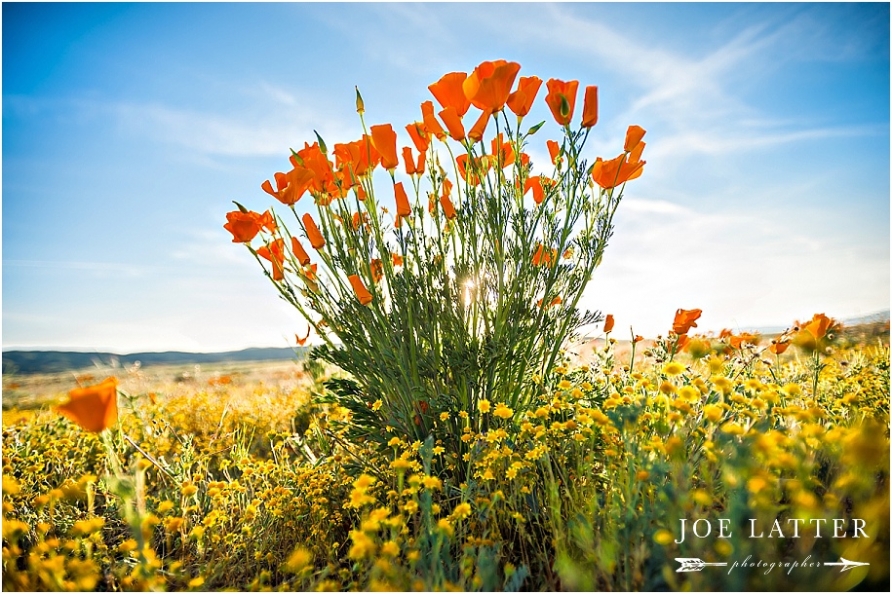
<box><xmin>4</xmin><ymin>310</ymin><xmax>887</xmax><ymax>375</ymax></box>
<box><xmin>2</xmin><ymin>347</ymin><xmax>307</xmax><ymax>375</ymax></box>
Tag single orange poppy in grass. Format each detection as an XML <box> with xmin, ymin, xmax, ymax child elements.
<box><xmin>581</xmin><ymin>85</ymin><xmax>598</xmax><ymax>128</ymax></box>
<box><xmin>545</xmin><ymin>78</ymin><xmax>579</xmax><ymax>126</ymax></box>
<box><xmin>625</xmin><ymin>125</ymin><xmax>646</xmax><ymax>153</ymax></box>
<box><xmin>420</xmin><ymin>101</ymin><xmax>447</xmax><ymax>141</ymax></box>
<box><xmin>302</xmin><ymin>213</ymin><xmax>325</xmax><ymax>250</ymax></box>
<box><xmin>507</xmin><ymin>76</ymin><xmax>542</xmax><ymax>117</ymax></box>
<box><xmin>296</xmin><ymin>326</ymin><xmax>311</xmax><ymax>346</ymax></box>
<box><xmin>406</xmin><ymin>122</ymin><xmax>431</xmax><ymax>153</ymax></box>
<box><xmin>604</xmin><ymin>314</ymin><xmax>615</xmax><ymax>333</ymax></box>
<box><xmin>394</xmin><ymin>181</ymin><xmax>411</xmax><ymax>218</ymax></box>
<box><xmin>348</xmin><ymin>274</ymin><xmax>373</xmax><ymax>305</ymax></box>
<box><xmin>803</xmin><ymin>313</ymin><xmax>834</xmax><ymax>340</ymax></box>
<box><xmin>462</xmin><ymin>60</ymin><xmax>521</xmax><ymax>112</ymax></box>
<box><xmin>429</xmin><ymin>72</ymin><xmax>471</xmax><ymax>117</ymax></box>
<box><xmin>224</xmin><ymin>210</ymin><xmax>264</xmax><ymax>243</ymax></box>
<box><xmin>590</xmin><ymin>153</ymin><xmax>645</xmax><ymax>189</ymax></box>
<box><xmin>769</xmin><ymin>340</ymin><xmax>790</xmax><ymax>355</ymax></box>
<box><xmin>391</xmin><ymin>252</ymin><xmax>404</xmax><ymax>267</ymax></box>
<box><xmin>370</xmin><ymin>124</ymin><xmax>399</xmax><ymax>170</ymax></box>
<box><xmin>468</xmin><ymin>109</ymin><xmax>492</xmax><ymax>143</ymax></box>
<box><xmin>291</xmin><ymin>237</ymin><xmax>310</xmax><ymax>266</ymax></box>
<box><xmin>547</xmin><ymin>139</ymin><xmax>561</xmax><ymax>165</ymax></box>
<box><xmin>672</xmin><ymin>308</ymin><xmax>702</xmax><ymax>335</ymax></box>
<box><xmin>56</xmin><ymin>377</ymin><xmax>118</xmax><ymax>433</ymax></box>
<box><xmin>439</xmin><ymin>106</ymin><xmax>466</xmax><ymax>141</ymax></box>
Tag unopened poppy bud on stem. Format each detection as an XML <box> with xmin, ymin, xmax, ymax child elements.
<box><xmin>355</xmin><ymin>86</ymin><xmax>365</xmax><ymax>114</ymax></box>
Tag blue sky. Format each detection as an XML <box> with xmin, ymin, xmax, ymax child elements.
<box><xmin>3</xmin><ymin>2</ymin><xmax>889</xmax><ymax>353</ymax></box>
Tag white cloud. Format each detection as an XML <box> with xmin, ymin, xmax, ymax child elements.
<box><xmin>582</xmin><ymin>197</ymin><xmax>889</xmax><ymax>337</ymax></box>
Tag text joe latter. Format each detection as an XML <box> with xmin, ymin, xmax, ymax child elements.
<box><xmin>674</xmin><ymin>518</ymin><xmax>868</xmax><ymax>544</ymax></box>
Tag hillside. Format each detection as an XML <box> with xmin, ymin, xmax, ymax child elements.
<box><xmin>2</xmin><ymin>346</ymin><xmax>306</xmax><ymax>375</ymax></box>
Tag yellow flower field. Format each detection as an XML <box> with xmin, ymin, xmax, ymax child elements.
<box><xmin>2</xmin><ymin>320</ymin><xmax>888</xmax><ymax>591</ymax></box>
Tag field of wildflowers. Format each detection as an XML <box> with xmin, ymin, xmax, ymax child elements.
<box><xmin>3</xmin><ymin>60</ymin><xmax>889</xmax><ymax>591</ymax></box>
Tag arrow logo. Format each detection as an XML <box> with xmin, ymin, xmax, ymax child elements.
<box><xmin>675</xmin><ymin>557</ymin><xmax>729</xmax><ymax>572</ymax></box>
<box><xmin>823</xmin><ymin>557</ymin><xmax>870</xmax><ymax>572</ymax></box>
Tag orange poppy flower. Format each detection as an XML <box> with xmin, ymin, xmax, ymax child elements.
<box><xmin>768</xmin><ymin>340</ymin><xmax>790</xmax><ymax>355</ymax></box>
<box><xmin>351</xmin><ymin>211</ymin><xmax>369</xmax><ymax>231</ymax></box>
<box><xmin>402</xmin><ymin>147</ymin><xmax>420</xmax><ymax>176</ymax></box>
<box><xmin>537</xmin><ymin>295</ymin><xmax>563</xmax><ymax>309</ymax></box>
<box><xmin>440</xmin><ymin>192</ymin><xmax>457</xmax><ymax>220</ymax></box>
<box><xmin>547</xmin><ymin>139</ymin><xmax>561</xmax><ymax>165</ymax></box>
<box><xmin>370</xmin><ymin>258</ymin><xmax>384</xmax><ymax>283</ymax></box>
<box><xmin>624</xmin><ymin>125</ymin><xmax>646</xmax><ymax>153</ymax></box>
<box><xmin>729</xmin><ymin>332</ymin><xmax>758</xmax><ymax>350</ymax></box>
<box><xmin>456</xmin><ymin>154</ymin><xmax>487</xmax><ymax>186</ymax></box>
<box><xmin>415</xmin><ymin>152</ymin><xmax>426</xmax><ymax>176</ymax></box>
<box><xmin>468</xmin><ymin>109</ymin><xmax>492</xmax><ymax>143</ymax></box>
<box><xmin>406</xmin><ymin>122</ymin><xmax>431</xmax><ymax>153</ymax></box>
<box><xmin>291</xmin><ymin>237</ymin><xmax>311</xmax><ymax>266</ymax></box>
<box><xmin>590</xmin><ymin>153</ymin><xmax>645</xmax><ymax>189</ymax></box>
<box><xmin>604</xmin><ymin>314</ymin><xmax>615</xmax><ymax>333</ymax></box>
<box><xmin>532</xmin><ymin>243</ymin><xmax>556</xmax><ymax>267</ymax></box>
<box><xmin>439</xmin><ymin>106</ymin><xmax>466</xmax><ymax>141</ymax></box>
<box><xmin>803</xmin><ymin>313</ymin><xmax>834</xmax><ymax>340</ymax></box>
<box><xmin>507</xmin><ymin>76</ymin><xmax>542</xmax><ymax>117</ymax></box>
<box><xmin>292</xmin><ymin>142</ymin><xmax>334</xmax><ymax>195</ymax></box>
<box><xmin>524</xmin><ymin>175</ymin><xmax>551</xmax><ymax>205</ymax></box>
<box><xmin>675</xmin><ymin>334</ymin><xmax>690</xmax><ymax>351</ymax></box>
<box><xmin>302</xmin><ymin>213</ymin><xmax>325</xmax><ymax>250</ymax></box>
<box><xmin>296</xmin><ymin>326</ymin><xmax>311</xmax><ymax>346</ymax></box>
<box><xmin>348</xmin><ymin>274</ymin><xmax>373</xmax><ymax>305</ymax></box>
<box><xmin>581</xmin><ymin>85</ymin><xmax>598</xmax><ymax>128</ymax></box>
<box><xmin>462</xmin><ymin>60</ymin><xmax>521</xmax><ymax>112</ymax></box>
<box><xmin>420</xmin><ymin>101</ymin><xmax>447</xmax><ymax>141</ymax></box>
<box><xmin>545</xmin><ymin>78</ymin><xmax>579</xmax><ymax>126</ymax></box>
<box><xmin>224</xmin><ymin>210</ymin><xmax>264</xmax><ymax>243</ymax></box>
<box><xmin>333</xmin><ymin>137</ymin><xmax>379</xmax><ymax>178</ymax></box>
<box><xmin>56</xmin><ymin>377</ymin><xmax>118</xmax><ymax>433</ymax></box>
<box><xmin>633</xmin><ymin>335</ymin><xmax>644</xmax><ymax>343</ymax></box>
<box><xmin>672</xmin><ymin>308</ymin><xmax>702</xmax><ymax>335</ymax></box>
<box><xmin>394</xmin><ymin>181</ymin><xmax>411</xmax><ymax>218</ymax></box>
<box><xmin>258</xmin><ymin>210</ymin><xmax>277</xmax><ymax>234</ymax></box>
<box><xmin>257</xmin><ymin>238</ymin><xmax>286</xmax><ymax>281</ymax></box>
<box><xmin>370</xmin><ymin>124</ymin><xmax>399</xmax><ymax>170</ymax></box>
<box><xmin>391</xmin><ymin>252</ymin><xmax>404</xmax><ymax>267</ymax></box>
<box><xmin>429</xmin><ymin>72</ymin><xmax>471</xmax><ymax>117</ymax></box>
<box><xmin>490</xmin><ymin>133</ymin><xmax>515</xmax><ymax>168</ymax></box>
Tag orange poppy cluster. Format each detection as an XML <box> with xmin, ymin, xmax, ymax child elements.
<box><xmin>224</xmin><ymin>60</ymin><xmax>647</xmax><ymax>306</ymax></box>
<box><xmin>664</xmin><ymin>309</ymin><xmax>839</xmax><ymax>359</ymax></box>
